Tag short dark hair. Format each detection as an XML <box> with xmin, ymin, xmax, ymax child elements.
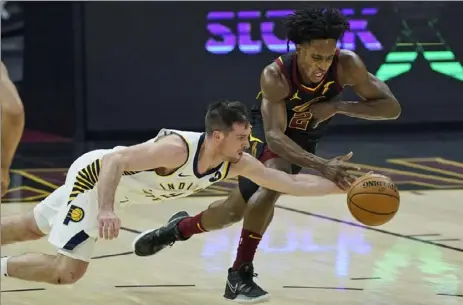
<box><xmin>205</xmin><ymin>100</ymin><xmax>250</xmax><ymax>135</ymax></box>
<box><xmin>284</xmin><ymin>6</ymin><xmax>350</xmax><ymax>51</ymax></box>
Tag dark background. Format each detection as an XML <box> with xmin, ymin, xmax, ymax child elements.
<box><xmin>2</xmin><ymin>1</ymin><xmax>463</xmax><ymax>141</ymax></box>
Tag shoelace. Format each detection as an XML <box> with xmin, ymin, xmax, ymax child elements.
<box><xmin>240</xmin><ymin>269</ymin><xmax>260</xmax><ymax>290</ymax></box>
<box><xmin>153</xmin><ymin>226</ymin><xmax>177</xmax><ymax>247</ymax></box>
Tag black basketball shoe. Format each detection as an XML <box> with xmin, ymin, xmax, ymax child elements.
<box><xmin>223</xmin><ymin>263</ymin><xmax>269</xmax><ymax>303</ymax></box>
<box><xmin>132</xmin><ymin>211</ymin><xmax>190</xmax><ymax>256</ymax></box>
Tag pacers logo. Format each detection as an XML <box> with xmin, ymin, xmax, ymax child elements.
<box><xmin>63</xmin><ymin>205</ymin><xmax>85</xmax><ymax>225</ymax></box>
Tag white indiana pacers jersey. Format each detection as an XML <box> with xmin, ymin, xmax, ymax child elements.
<box><xmin>112</xmin><ymin>129</ymin><xmax>231</xmax><ymax>206</ymax></box>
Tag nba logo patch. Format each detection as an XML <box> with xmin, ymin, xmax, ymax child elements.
<box><xmin>63</xmin><ymin>205</ymin><xmax>85</xmax><ymax>225</ymax></box>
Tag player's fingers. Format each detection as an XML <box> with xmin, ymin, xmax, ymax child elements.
<box><xmin>111</xmin><ymin>219</ymin><xmax>119</xmax><ymax>239</ymax></box>
<box><xmin>110</xmin><ymin>221</ymin><xmax>117</xmax><ymax>240</ymax></box>
<box><xmin>114</xmin><ymin>225</ymin><xmax>120</xmax><ymax>239</ymax></box>
<box><xmin>104</xmin><ymin>221</ymin><xmax>111</xmax><ymax>240</ymax></box>
<box><xmin>98</xmin><ymin>222</ymin><xmax>104</xmax><ymax>239</ymax></box>
<box><xmin>336</xmin><ymin>180</ymin><xmax>350</xmax><ymax>191</ymax></box>
<box><xmin>107</xmin><ymin>223</ymin><xmax>113</xmax><ymax>240</ymax></box>
<box><xmin>345</xmin><ymin>175</ymin><xmax>357</xmax><ymax>184</ymax></box>
<box><xmin>337</xmin><ymin>151</ymin><xmax>353</xmax><ymax>161</ymax></box>
<box><xmin>342</xmin><ymin>164</ymin><xmax>361</xmax><ymax>171</ymax></box>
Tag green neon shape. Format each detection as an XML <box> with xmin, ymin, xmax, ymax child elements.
<box><xmin>430</xmin><ymin>62</ymin><xmax>463</xmax><ymax>81</ymax></box>
<box><xmin>423</xmin><ymin>51</ymin><xmax>455</xmax><ymax>61</ymax></box>
<box><xmin>376</xmin><ymin>50</ymin><xmax>463</xmax><ymax>82</ymax></box>
<box><xmin>385</xmin><ymin>52</ymin><xmax>417</xmax><ymax>62</ymax></box>
<box><xmin>376</xmin><ymin>63</ymin><xmax>412</xmax><ymax>82</ymax></box>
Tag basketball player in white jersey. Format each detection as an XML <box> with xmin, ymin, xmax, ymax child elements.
<box><xmin>0</xmin><ymin>100</ymin><xmax>344</xmax><ymax>284</ymax></box>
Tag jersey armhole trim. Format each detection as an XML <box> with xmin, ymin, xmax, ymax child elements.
<box><xmin>152</xmin><ymin>132</ymin><xmax>190</xmax><ymax>177</ymax></box>
<box><xmin>274</xmin><ymin>56</ymin><xmax>292</xmax><ymax>99</ymax></box>
<box><xmin>333</xmin><ymin>48</ymin><xmax>343</xmax><ymax>93</ymax></box>
<box><xmin>221</xmin><ymin>161</ymin><xmax>232</xmax><ymax>181</ymax></box>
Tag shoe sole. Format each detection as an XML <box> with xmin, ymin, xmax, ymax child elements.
<box><xmin>224</xmin><ymin>294</ymin><xmax>270</xmax><ymax>304</ymax></box>
<box><xmin>132</xmin><ymin>213</ymin><xmax>189</xmax><ymax>256</ymax></box>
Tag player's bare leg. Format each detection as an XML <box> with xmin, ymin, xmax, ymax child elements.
<box><xmin>220</xmin><ymin>158</ymin><xmax>290</xmax><ymax>303</ymax></box>
<box><xmin>2</xmin><ymin>252</ymin><xmax>88</xmax><ymax>284</ymax></box>
<box><xmin>1</xmin><ymin>211</ymin><xmax>89</xmax><ymax>284</ymax></box>
<box><xmin>1</xmin><ymin>211</ymin><xmax>45</xmax><ymax>245</ymax></box>
<box><xmin>132</xmin><ymin>188</ymin><xmax>248</xmax><ymax>256</ymax></box>
<box><xmin>2</xmin><ymin>185</ymin><xmax>91</xmax><ymax>284</ymax></box>
<box><xmin>132</xmin><ymin>158</ymin><xmax>291</xmax><ymax>303</ymax></box>
<box><xmin>230</xmin><ymin>158</ymin><xmax>291</xmax><ymax>271</ymax></box>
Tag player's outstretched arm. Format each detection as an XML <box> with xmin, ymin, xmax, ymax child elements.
<box><xmin>0</xmin><ymin>61</ymin><xmax>25</xmax><ymax>196</ymax></box>
<box><xmin>230</xmin><ymin>153</ymin><xmax>342</xmax><ymax>196</ymax></box>
<box><xmin>97</xmin><ymin>135</ymin><xmax>188</xmax><ymax>211</ymax></box>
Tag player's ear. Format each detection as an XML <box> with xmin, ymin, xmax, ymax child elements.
<box><xmin>212</xmin><ymin>130</ymin><xmax>224</xmax><ymax>142</ymax></box>
<box><xmin>295</xmin><ymin>44</ymin><xmax>301</xmax><ymax>55</ymax></box>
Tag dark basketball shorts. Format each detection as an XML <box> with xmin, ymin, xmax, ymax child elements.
<box><xmin>238</xmin><ymin>120</ymin><xmax>315</xmax><ymax>202</ymax></box>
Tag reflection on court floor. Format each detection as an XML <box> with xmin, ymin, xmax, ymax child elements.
<box><xmin>2</xmin><ymin>190</ymin><xmax>462</xmax><ymax>305</ymax></box>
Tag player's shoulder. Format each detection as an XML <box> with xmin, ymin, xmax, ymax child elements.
<box><xmin>337</xmin><ymin>49</ymin><xmax>365</xmax><ymax>71</ymax></box>
<box><xmin>260</xmin><ymin>62</ymin><xmax>289</xmax><ymax>99</ymax></box>
<box><xmin>153</xmin><ymin>132</ymin><xmax>189</xmax><ymax>158</ymax></box>
<box><xmin>336</xmin><ymin>49</ymin><xmax>367</xmax><ymax>85</ymax></box>
<box><xmin>262</xmin><ymin>62</ymin><xmax>282</xmax><ymax>80</ymax></box>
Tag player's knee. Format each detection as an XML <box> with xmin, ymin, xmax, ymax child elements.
<box><xmin>227</xmin><ymin>209</ymin><xmax>244</xmax><ymax>223</ymax></box>
<box><xmin>250</xmin><ymin>188</ymin><xmax>280</xmax><ymax>208</ymax></box>
<box><xmin>51</xmin><ymin>255</ymin><xmax>88</xmax><ymax>285</ymax></box>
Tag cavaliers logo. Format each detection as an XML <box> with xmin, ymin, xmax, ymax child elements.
<box><xmin>63</xmin><ymin>205</ymin><xmax>85</xmax><ymax>225</ymax></box>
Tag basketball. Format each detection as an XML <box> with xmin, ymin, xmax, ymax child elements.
<box><xmin>347</xmin><ymin>173</ymin><xmax>400</xmax><ymax>226</ymax></box>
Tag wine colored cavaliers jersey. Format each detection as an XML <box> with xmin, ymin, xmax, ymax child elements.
<box><xmin>251</xmin><ymin>49</ymin><xmax>344</xmax><ymax>150</ymax></box>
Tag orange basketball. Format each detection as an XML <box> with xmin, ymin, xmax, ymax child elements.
<box><xmin>347</xmin><ymin>173</ymin><xmax>400</xmax><ymax>226</ymax></box>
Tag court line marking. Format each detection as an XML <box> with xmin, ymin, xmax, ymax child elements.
<box><xmin>428</xmin><ymin>238</ymin><xmax>460</xmax><ymax>242</ymax></box>
<box><xmin>406</xmin><ymin>233</ymin><xmax>441</xmax><ymax>237</ymax></box>
<box><xmin>114</xmin><ymin>284</ymin><xmax>195</xmax><ymax>288</ymax></box>
<box><xmin>275</xmin><ymin>205</ymin><xmax>463</xmax><ymax>253</ymax></box>
<box><xmin>92</xmin><ymin>251</ymin><xmax>134</xmax><ymax>260</ymax></box>
<box><xmin>437</xmin><ymin>293</ymin><xmax>463</xmax><ymax>298</ymax></box>
<box><xmin>1</xmin><ymin>288</ymin><xmax>46</xmax><ymax>292</ymax></box>
<box><xmin>282</xmin><ymin>286</ymin><xmax>363</xmax><ymax>291</ymax></box>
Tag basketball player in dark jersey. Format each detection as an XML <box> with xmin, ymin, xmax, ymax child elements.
<box><xmin>133</xmin><ymin>6</ymin><xmax>401</xmax><ymax>303</ymax></box>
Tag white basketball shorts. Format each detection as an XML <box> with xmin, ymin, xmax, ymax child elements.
<box><xmin>33</xmin><ymin>149</ymin><xmax>110</xmax><ymax>262</ymax></box>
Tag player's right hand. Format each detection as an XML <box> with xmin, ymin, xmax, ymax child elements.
<box><xmin>320</xmin><ymin>152</ymin><xmax>360</xmax><ymax>191</ymax></box>
<box><xmin>97</xmin><ymin>210</ymin><xmax>121</xmax><ymax>240</ymax></box>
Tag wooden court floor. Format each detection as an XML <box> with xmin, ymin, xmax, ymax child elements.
<box><xmin>1</xmin><ymin>190</ymin><xmax>462</xmax><ymax>305</ymax></box>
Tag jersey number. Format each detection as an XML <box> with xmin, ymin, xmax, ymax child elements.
<box><xmin>288</xmin><ymin>112</ymin><xmax>312</xmax><ymax>130</ymax></box>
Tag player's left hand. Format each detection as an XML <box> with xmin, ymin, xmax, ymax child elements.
<box><xmin>308</xmin><ymin>102</ymin><xmax>339</xmax><ymax>129</ymax></box>
<box><xmin>97</xmin><ymin>210</ymin><xmax>121</xmax><ymax>240</ymax></box>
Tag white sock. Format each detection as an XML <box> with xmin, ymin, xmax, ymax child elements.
<box><xmin>1</xmin><ymin>256</ymin><xmax>10</xmax><ymax>277</ymax></box>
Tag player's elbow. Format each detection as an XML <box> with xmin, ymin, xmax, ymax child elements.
<box><xmin>385</xmin><ymin>97</ymin><xmax>401</xmax><ymax>119</ymax></box>
<box><xmin>102</xmin><ymin>152</ymin><xmax>126</xmax><ymax>172</ymax></box>
<box><xmin>2</xmin><ymin>100</ymin><xmax>25</xmax><ymax>126</ymax></box>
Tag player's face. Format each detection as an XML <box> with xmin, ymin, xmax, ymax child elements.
<box><xmin>296</xmin><ymin>39</ymin><xmax>337</xmax><ymax>83</ymax></box>
<box><xmin>217</xmin><ymin>123</ymin><xmax>251</xmax><ymax>163</ymax></box>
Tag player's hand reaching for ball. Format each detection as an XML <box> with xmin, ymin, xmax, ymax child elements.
<box><xmin>320</xmin><ymin>152</ymin><xmax>360</xmax><ymax>191</ymax></box>
<box><xmin>97</xmin><ymin>210</ymin><xmax>121</xmax><ymax>240</ymax></box>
